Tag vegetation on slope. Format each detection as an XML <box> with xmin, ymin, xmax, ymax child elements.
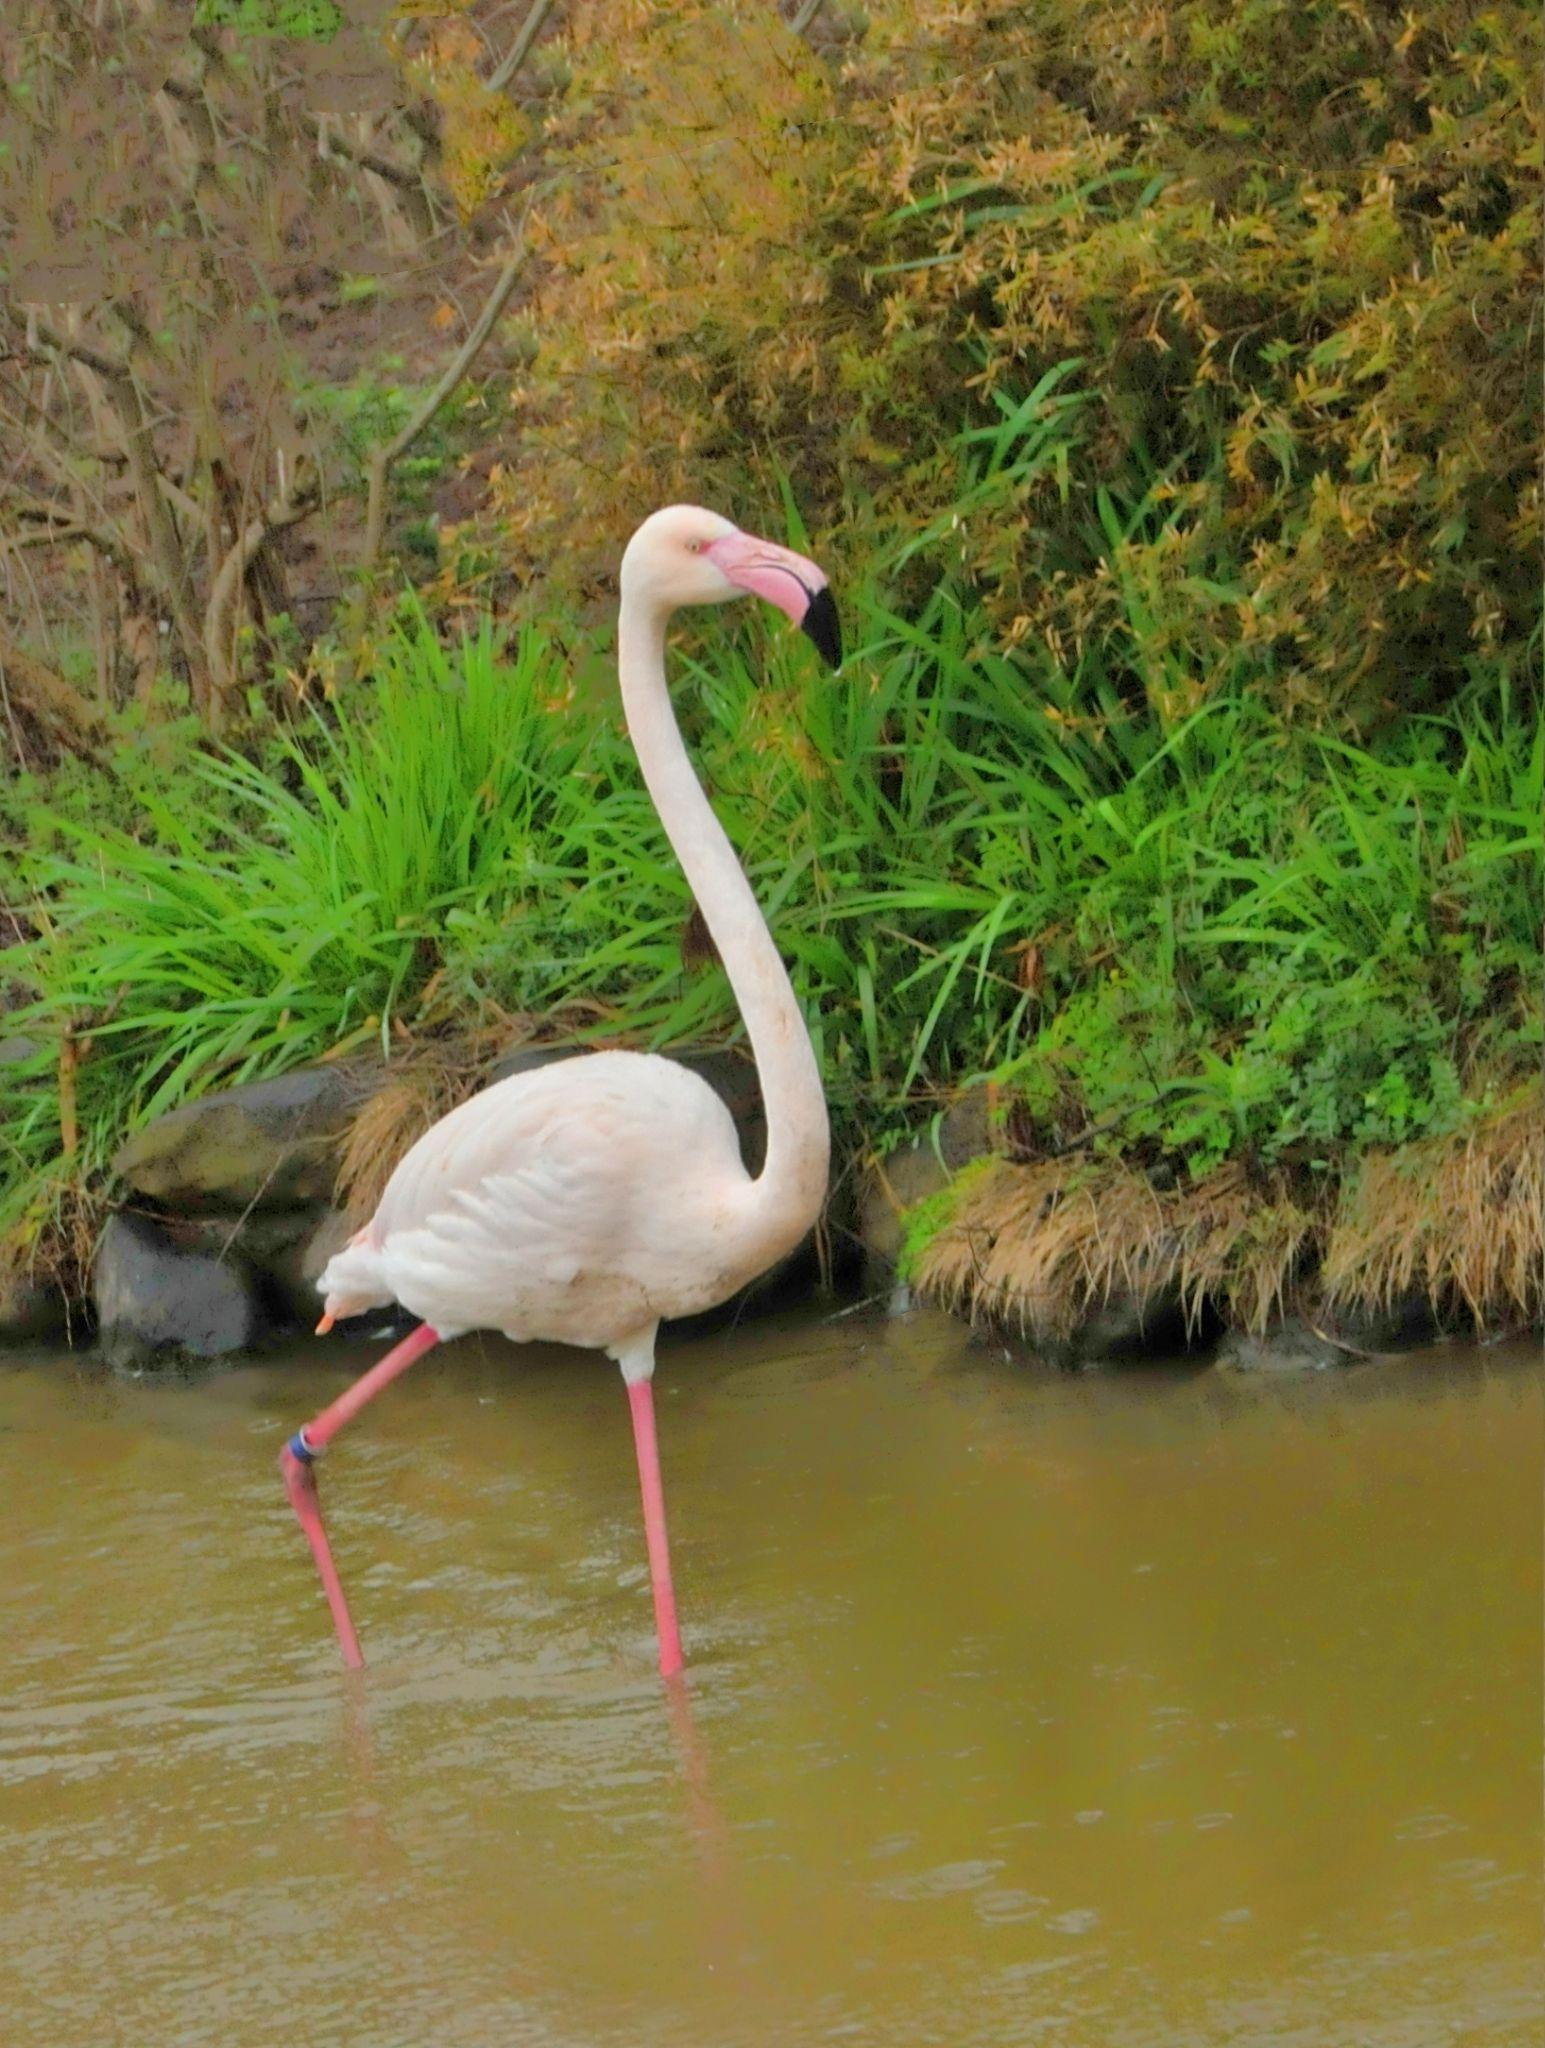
<box><xmin>4</xmin><ymin>555</ymin><xmax>1537</xmax><ymax>1321</ymax></box>
<box><xmin>1</xmin><ymin>2</ymin><xmax>1539</xmax><ymax>1335</ymax></box>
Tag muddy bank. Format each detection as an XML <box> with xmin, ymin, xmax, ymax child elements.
<box><xmin>904</xmin><ymin>1090</ymin><xmax>1542</xmax><ymax>1360</ymax></box>
<box><xmin>4</xmin><ymin>1054</ymin><xmax>1539</xmax><ymax>1371</ymax></box>
<box><xmin>7</xmin><ymin>1042</ymin><xmax>808</xmax><ymax>1368</ymax></box>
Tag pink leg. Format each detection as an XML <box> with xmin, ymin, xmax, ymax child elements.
<box><xmin>279</xmin><ymin>1321</ymin><xmax>440</xmax><ymax>1668</ymax></box>
<box><xmin>627</xmin><ymin>1377</ymin><xmax>684</xmax><ymax>1679</ymax></box>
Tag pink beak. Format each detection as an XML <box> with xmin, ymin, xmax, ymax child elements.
<box><xmin>704</xmin><ymin>531</ymin><xmax>842</xmax><ymax>668</ymax></box>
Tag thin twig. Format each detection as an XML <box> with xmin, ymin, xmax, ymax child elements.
<box><xmin>486</xmin><ymin>0</ymin><xmax>557</xmax><ymax>94</ymax></box>
<box><xmin>203</xmin><ymin>473</ymin><xmax>320</xmax><ymax>721</ymax></box>
<box><xmin>822</xmin><ymin>1287</ymin><xmax>901</xmax><ymax>1323</ymax></box>
<box><xmin>9</xmin><ymin>309</ymin><xmax>215</xmax><ymax>701</ymax></box>
<box><xmin>362</xmin><ymin>229</ymin><xmax>531</xmax><ymax>568</ymax></box>
<box><xmin>304</xmin><ymin>112</ymin><xmax>425</xmax><ymax>195</ymax></box>
<box><xmin>0</xmin><ymin>493</ymin><xmax>135</xmax><ymax>574</ymax></box>
<box><xmin>3</xmin><ymin>308</ymin><xmax>129</xmax><ymax>383</ymax></box>
<box><xmin>790</xmin><ymin>0</ymin><xmax>825</xmax><ymax>35</ymax></box>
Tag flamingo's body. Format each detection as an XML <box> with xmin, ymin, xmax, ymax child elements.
<box><xmin>280</xmin><ymin>506</ymin><xmax>840</xmax><ymax>1678</ymax></box>
<box><xmin>319</xmin><ymin>1051</ymin><xmax>793</xmax><ymax>1351</ymax></box>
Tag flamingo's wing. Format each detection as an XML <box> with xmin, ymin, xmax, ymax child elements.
<box><xmin>328</xmin><ymin>1052</ymin><xmax>745</xmax><ymax>1340</ymax></box>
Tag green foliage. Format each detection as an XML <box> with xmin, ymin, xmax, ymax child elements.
<box><xmin>511</xmin><ymin>0</ymin><xmax>1540</xmax><ymax>723</ymax></box>
<box><xmin>996</xmin><ymin>682</ymin><xmax>1541</xmax><ymax>1175</ymax></box>
<box><xmin>192</xmin><ymin>0</ymin><xmax>342</xmax><ymax>42</ymax></box>
<box><xmin>895</xmin><ymin>1158</ymin><xmax>999</xmax><ymax>1284</ymax></box>
<box><xmin>296</xmin><ymin>370</ymin><xmax>433</xmax><ymax>491</ymax></box>
<box><xmin>4</xmin><ymin>559</ymin><xmax>1537</xmax><ymax>1261</ymax></box>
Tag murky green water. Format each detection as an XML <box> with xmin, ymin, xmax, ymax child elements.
<box><xmin>1</xmin><ymin>1312</ymin><xmax>1538</xmax><ymax>2046</ymax></box>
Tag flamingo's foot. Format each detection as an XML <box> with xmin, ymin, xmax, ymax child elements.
<box><xmin>280</xmin><ymin>1436</ymin><xmax>365</xmax><ymax>1670</ymax></box>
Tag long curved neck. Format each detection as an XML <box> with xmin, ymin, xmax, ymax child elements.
<box><xmin>618</xmin><ymin>591</ymin><xmax>829</xmax><ymax>1241</ymax></box>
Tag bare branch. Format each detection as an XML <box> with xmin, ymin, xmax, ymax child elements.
<box><xmin>486</xmin><ymin>0</ymin><xmax>558</xmax><ymax>95</ymax></box>
<box><xmin>790</xmin><ymin>0</ymin><xmax>825</xmax><ymax>33</ymax></box>
<box><xmin>305</xmin><ymin>111</ymin><xmax>425</xmax><ymax>195</ymax></box>
<box><xmin>157</xmin><ymin>472</ymin><xmax>203</xmax><ymax>529</ymax></box>
<box><xmin>202</xmin><ymin>473</ymin><xmax>320</xmax><ymax>723</ymax></box>
<box><xmin>13</xmin><ymin>317</ymin><xmax>213</xmax><ymax>708</ymax></box>
<box><xmin>0</xmin><ymin>368</ymin><xmax>125</xmax><ymax>475</ymax></box>
<box><xmin>4</xmin><ymin>310</ymin><xmax>208</xmax><ymax>687</ymax></box>
<box><xmin>363</xmin><ymin>232</ymin><xmax>530</xmax><ymax>568</ymax></box>
<box><xmin>3</xmin><ymin>308</ymin><xmax>130</xmax><ymax>384</ymax></box>
<box><xmin>0</xmin><ymin>492</ymin><xmax>135</xmax><ymax>574</ymax></box>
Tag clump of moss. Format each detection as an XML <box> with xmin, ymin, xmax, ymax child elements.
<box><xmin>895</xmin><ymin>1156</ymin><xmax>1000</xmax><ymax>1285</ymax></box>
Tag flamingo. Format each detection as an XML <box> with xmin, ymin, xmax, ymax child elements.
<box><xmin>279</xmin><ymin>506</ymin><xmax>840</xmax><ymax>1678</ymax></box>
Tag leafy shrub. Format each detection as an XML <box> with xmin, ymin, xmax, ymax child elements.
<box><xmin>498</xmin><ymin>0</ymin><xmax>1540</xmax><ymax>722</ymax></box>
<box><xmin>4</xmin><ymin>570</ymin><xmax>1537</xmax><ymax>1267</ymax></box>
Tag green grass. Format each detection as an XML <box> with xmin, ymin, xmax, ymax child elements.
<box><xmin>2</xmin><ymin>557</ymin><xmax>1539</xmax><ymax>1269</ymax></box>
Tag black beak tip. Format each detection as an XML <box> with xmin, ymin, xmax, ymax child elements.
<box><xmin>800</xmin><ymin>586</ymin><xmax>842</xmax><ymax>670</ymax></box>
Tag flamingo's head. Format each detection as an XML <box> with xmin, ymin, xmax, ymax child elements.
<box><xmin>620</xmin><ymin>504</ymin><xmax>841</xmax><ymax>668</ymax></box>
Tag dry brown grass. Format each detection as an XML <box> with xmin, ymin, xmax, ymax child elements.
<box><xmin>914</xmin><ymin>1156</ymin><xmax>1320</xmax><ymax>1341</ymax></box>
<box><xmin>912</xmin><ymin>1082</ymin><xmax>1544</xmax><ymax>1342</ymax></box>
<box><xmin>10</xmin><ymin>1173</ymin><xmax>103</xmax><ymax>1309</ymax></box>
<box><xmin>1322</xmin><ymin>1084</ymin><xmax>1543</xmax><ymax>1330</ymax></box>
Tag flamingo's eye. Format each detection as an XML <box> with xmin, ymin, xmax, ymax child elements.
<box><xmin>687</xmin><ymin>540</ymin><xmax>703</xmax><ymax>554</ymax></box>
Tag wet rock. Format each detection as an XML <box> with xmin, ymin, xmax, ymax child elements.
<box><xmin>112</xmin><ymin>1064</ymin><xmax>375</xmax><ymax>1213</ymax></box>
<box><xmin>1048</xmin><ymin>1285</ymin><xmax>1194</xmax><ymax>1369</ymax></box>
<box><xmin>857</xmin><ymin>1085</ymin><xmax>997</xmax><ymax>1277</ymax></box>
<box><xmin>677</xmin><ymin>1049</ymin><xmax>768</xmax><ymax>1175</ymax></box>
<box><xmin>1216</xmin><ymin>1316</ymin><xmax>1350</xmax><ymax>1373</ymax></box>
<box><xmin>857</xmin><ymin>1144</ymin><xmax>948</xmax><ymax>1273</ymax></box>
<box><xmin>262</xmin><ymin>1207</ymin><xmax>355</xmax><ymax>1328</ymax></box>
<box><xmin>117</xmin><ymin>1204</ymin><xmax>365</xmax><ymax>1334</ymax></box>
<box><xmin>93</xmin><ymin>1210</ymin><xmax>264</xmax><ymax>1368</ymax></box>
<box><xmin>0</xmin><ymin>1257</ymin><xmax>70</xmax><ymax>1343</ymax></box>
<box><xmin>157</xmin><ymin>1208</ymin><xmax>315</xmax><ymax>1266</ymax></box>
<box><xmin>487</xmin><ymin>1040</ymin><xmax>583</xmax><ymax>1089</ymax></box>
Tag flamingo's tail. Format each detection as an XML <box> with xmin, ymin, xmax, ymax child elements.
<box><xmin>315</xmin><ymin>1228</ymin><xmax>395</xmax><ymax>1331</ymax></box>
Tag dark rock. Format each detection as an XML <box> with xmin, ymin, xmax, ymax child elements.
<box><xmin>146</xmin><ymin>1207</ymin><xmax>333</xmax><ymax>1331</ymax></box>
<box><xmin>1216</xmin><ymin>1316</ymin><xmax>1351</xmax><ymax>1373</ymax></box>
<box><xmin>107</xmin><ymin>1203</ymin><xmax>362</xmax><ymax>1336</ymax></box>
<box><xmin>155</xmin><ymin>1208</ymin><xmax>316</xmax><ymax>1266</ymax></box>
<box><xmin>112</xmin><ymin>1064</ymin><xmax>375</xmax><ymax>1213</ymax></box>
<box><xmin>93</xmin><ymin>1210</ymin><xmax>264</xmax><ymax>1368</ymax></box>
<box><xmin>0</xmin><ymin>1259</ymin><xmax>70</xmax><ymax>1344</ymax></box>
<box><xmin>677</xmin><ymin>1049</ymin><xmax>768</xmax><ymax>1175</ymax></box>
<box><xmin>262</xmin><ymin>1207</ymin><xmax>355</xmax><ymax>1328</ymax></box>
<box><xmin>1317</xmin><ymin>1292</ymin><xmax>1448</xmax><ymax>1354</ymax></box>
<box><xmin>857</xmin><ymin>1144</ymin><xmax>949</xmax><ymax>1273</ymax></box>
<box><xmin>487</xmin><ymin>1040</ymin><xmax>585</xmax><ymax>1088</ymax></box>
<box><xmin>857</xmin><ymin>1084</ymin><xmax>998</xmax><ymax>1277</ymax></box>
<box><xmin>1048</xmin><ymin>1285</ymin><xmax>1196</xmax><ymax>1368</ymax></box>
